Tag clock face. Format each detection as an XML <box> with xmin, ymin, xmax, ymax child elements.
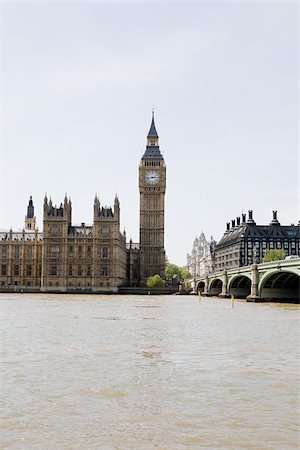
<box><xmin>145</xmin><ymin>170</ymin><xmax>160</xmax><ymax>185</ymax></box>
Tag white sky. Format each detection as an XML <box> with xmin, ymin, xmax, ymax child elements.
<box><xmin>0</xmin><ymin>1</ymin><xmax>298</xmax><ymax>266</ymax></box>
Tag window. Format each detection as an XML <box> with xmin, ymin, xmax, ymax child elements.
<box><xmin>78</xmin><ymin>246</ymin><xmax>83</xmax><ymax>258</ymax></box>
<box><xmin>14</xmin><ymin>265</ymin><xmax>19</xmax><ymax>276</ymax></box>
<box><xmin>78</xmin><ymin>265</ymin><xmax>82</xmax><ymax>276</ymax></box>
<box><xmin>50</xmin><ymin>265</ymin><xmax>58</xmax><ymax>276</ymax></box>
<box><xmin>52</xmin><ymin>225</ymin><xmax>60</xmax><ymax>236</ymax></box>
<box><xmin>102</xmin><ymin>227</ymin><xmax>109</xmax><ymax>237</ymax></box>
<box><xmin>1</xmin><ymin>265</ymin><xmax>7</xmax><ymax>276</ymax></box>
<box><xmin>87</xmin><ymin>246</ymin><xmax>92</xmax><ymax>257</ymax></box>
<box><xmin>26</xmin><ymin>265</ymin><xmax>32</xmax><ymax>276</ymax></box>
<box><xmin>100</xmin><ymin>267</ymin><xmax>108</xmax><ymax>277</ymax></box>
<box><xmin>1</xmin><ymin>246</ymin><xmax>8</xmax><ymax>258</ymax></box>
<box><xmin>14</xmin><ymin>246</ymin><xmax>20</xmax><ymax>258</ymax></box>
<box><xmin>69</xmin><ymin>245</ymin><xmax>74</xmax><ymax>254</ymax></box>
<box><xmin>101</xmin><ymin>247</ymin><xmax>109</xmax><ymax>258</ymax></box>
<box><xmin>87</xmin><ymin>266</ymin><xmax>91</xmax><ymax>276</ymax></box>
<box><xmin>68</xmin><ymin>265</ymin><xmax>73</xmax><ymax>276</ymax></box>
<box><xmin>50</xmin><ymin>245</ymin><xmax>59</xmax><ymax>258</ymax></box>
<box><xmin>27</xmin><ymin>246</ymin><xmax>33</xmax><ymax>258</ymax></box>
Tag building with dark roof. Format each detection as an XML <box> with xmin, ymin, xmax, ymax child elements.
<box><xmin>214</xmin><ymin>210</ymin><xmax>300</xmax><ymax>271</ymax></box>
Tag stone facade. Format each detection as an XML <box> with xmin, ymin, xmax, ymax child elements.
<box><xmin>41</xmin><ymin>194</ymin><xmax>127</xmax><ymax>292</ymax></box>
<box><xmin>0</xmin><ymin>195</ymin><xmax>127</xmax><ymax>292</ymax></box>
<box><xmin>0</xmin><ymin>228</ymin><xmax>42</xmax><ymax>289</ymax></box>
<box><xmin>0</xmin><ymin>114</ymin><xmax>167</xmax><ymax>291</ymax></box>
<box><xmin>139</xmin><ymin>113</ymin><xmax>166</xmax><ymax>284</ymax></box>
<box><xmin>187</xmin><ymin>232</ymin><xmax>216</xmax><ymax>277</ymax></box>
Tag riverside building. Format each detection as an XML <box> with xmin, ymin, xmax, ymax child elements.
<box><xmin>213</xmin><ymin>210</ymin><xmax>300</xmax><ymax>271</ymax></box>
<box><xmin>0</xmin><ymin>114</ymin><xmax>166</xmax><ymax>292</ymax></box>
<box><xmin>186</xmin><ymin>232</ymin><xmax>216</xmax><ymax>277</ymax></box>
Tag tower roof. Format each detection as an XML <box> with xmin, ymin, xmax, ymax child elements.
<box><xmin>147</xmin><ymin>112</ymin><xmax>158</xmax><ymax>138</ymax></box>
<box><xmin>26</xmin><ymin>196</ymin><xmax>34</xmax><ymax>219</ymax></box>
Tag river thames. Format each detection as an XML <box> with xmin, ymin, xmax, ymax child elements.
<box><xmin>1</xmin><ymin>294</ymin><xmax>299</xmax><ymax>449</ymax></box>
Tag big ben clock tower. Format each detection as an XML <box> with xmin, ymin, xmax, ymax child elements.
<box><xmin>139</xmin><ymin>112</ymin><xmax>166</xmax><ymax>284</ymax></box>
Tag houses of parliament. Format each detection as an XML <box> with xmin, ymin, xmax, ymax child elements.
<box><xmin>0</xmin><ymin>115</ymin><xmax>166</xmax><ymax>292</ymax></box>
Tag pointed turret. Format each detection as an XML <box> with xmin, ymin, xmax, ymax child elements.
<box><xmin>25</xmin><ymin>195</ymin><xmax>36</xmax><ymax>230</ymax></box>
<box><xmin>114</xmin><ymin>194</ymin><xmax>120</xmax><ymax>220</ymax></box>
<box><xmin>147</xmin><ymin>110</ymin><xmax>158</xmax><ymax>138</ymax></box>
<box><xmin>142</xmin><ymin>111</ymin><xmax>163</xmax><ymax>160</ymax></box>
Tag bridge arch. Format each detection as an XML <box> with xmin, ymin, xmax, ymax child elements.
<box><xmin>209</xmin><ymin>278</ymin><xmax>223</xmax><ymax>296</ymax></box>
<box><xmin>228</xmin><ymin>274</ymin><xmax>251</xmax><ymax>298</ymax></box>
<box><xmin>196</xmin><ymin>281</ymin><xmax>205</xmax><ymax>294</ymax></box>
<box><xmin>259</xmin><ymin>269</ymin><xmax>300</xmax><ymax>301</ymax></box>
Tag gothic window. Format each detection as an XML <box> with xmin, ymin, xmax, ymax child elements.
<box><xmin>78</xmin><ymin>246</ymin><xmax>83</xmax><ymax>257</ymax></box>
<box><xmin>1</xmin><ymin>246</ymin><xmax>8</xmax><ymax>258</ymax></box>
<box><xmin>87</xmin><ymin>266</ymin><xmax>91</xmax><ymax>276</ymax></box>
<box><xmin>78</xmin><ymin>265</ymin><xmax>82</xmax><ymax>276</ymax></box>
<box><xmin>69</xmin><ymin>245</ymin><xmax>74</xmax><ymax>254</ymax></box>
<box><xmin>14</xmin><ymin>265</ymin><xmax>19</xmax><ymax>276</ymax></box>
<box><xmin>50</xmin><ymin>265</ymin><xmax>58</xmax><ymax>276</ymax></box>
<box><xmin>14</xmin><ymin>246</ymin><xmax>20</xmax><ymax>258</ymax></box>
<box><xmin>1</xmin><ymin>264</ymin><xmax>7</xmax><ymax>276</ymax></box>
<box><xmin>102</xmin><ymin>227</ymin><xmax>109</xmax><ymax>237</ymax></box>
<box><xmin>100</xmin><ymin>267</ymin><xmax>108</xmax><ymax>277</ymax></box>
<box><xmin>50</xmin><ymin>245</ymin><xmax>59</xmax><ymax>258</ymax></box>
<box><xmin>101</xmin><ymin>247</ymin><xmax>109</xmax><ymax>258</ymax></box>
<box><xmin>87</xmin><ymin>246</ymin><xmax>92</xmax><ymax>257</ymax></box>
<box><xmin>51</xmin><ymin>225</ymin><xmax>60</xmax><ymax>236</ymax></box>
<box><xmin>26</xmin><ymin>265</ymin><xmax>32</xmax><ymax>276</ymax></box>
<box><xmin>27</xmin><ymin>246</ymin><xmax>33</xmax><ymax>258</ymax></box>
<box><xmin>68</xmin><ymin>265</ymin><xmax>73</xmax><ymax>276</ymax></box>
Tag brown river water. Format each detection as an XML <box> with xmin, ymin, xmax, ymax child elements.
<box><xmin>0</xmin><ymin>294</ymin><xmax>299</xmax><ymax>449</ymax></box>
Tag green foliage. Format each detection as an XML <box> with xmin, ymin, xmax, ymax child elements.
<box><xmin>146</xmin><ymin>274</ymin><xmax>165</xmax><ymax>288</ymax></box>
<box><xmin>263</xmin><ymin>248</ymin><xmax>286</xmax><ymax>262</ymax></box>
<box><xmin>165</xmin><ymin>263</ymin><xmax>179</xmax><ymax>278</ymax></box>
<box><xmin>180</xmin><ymin>267</ymin><xmax>192</xmax><ymax>280</ymax></box>
<box><xmin>165</xmin><ymin>263</ymin><xmax>192</xmax><ymax>281</ymax></box>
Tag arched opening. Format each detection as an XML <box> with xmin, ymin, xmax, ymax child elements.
<box><xmin>260</xmin><ymin>271</ymin><xmax>300</xmax><ymax>302</ymax></box>
<box><xmin>229</xmin><ymin>276</ymin><xmax>251</xmax><ymax>298</ymax></box>
<box><xmin>197</xmin><ymin>281</ymin><xmax>205</xmax><ymax>294</ymax></box>
<box><xmin>209</xmin><ymin>279</ymin><xmax>222</xmax><ymax>296</ymax></box>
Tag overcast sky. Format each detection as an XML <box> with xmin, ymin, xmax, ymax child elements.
<box><xmin>0</xmin><ymin>1</ymin><xmax>298</xmax><ymax>266</ymax></box>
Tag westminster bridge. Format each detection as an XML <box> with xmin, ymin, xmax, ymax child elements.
<box><xmin>193</xmin><ymin>258</ymin><xmax>300</xmax><ymax>302</ymax></box>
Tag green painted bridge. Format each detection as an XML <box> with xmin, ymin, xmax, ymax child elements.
<box><xmin>193</xmin><ymin>258</ymin><xmax>300</xmax><ymax>302</ymax></box>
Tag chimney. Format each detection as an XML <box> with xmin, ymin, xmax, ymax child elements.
<box><xmin>226</xmin><ymin>222</ymin><xmax>230</xmax><ymax>231</ymax></box>
<box><xmin>236</xmin><ymin>217</ymin><xmax>241</xmax><ymax>226</ymax></box>
<box><xmin>242</xmin><ymin>213</ymin><xmax>246</xmax><ymax>223</ymax></box>
<box><xmin>231</xmin><ymin>219</ymin><xmax>235</xmax><ymax>228</ymax></box>
<box><xmin>247</xmin><ymin>210</ymin><xmax>255</xmax><ymax>224</ymax></box>
<box><xmin>270</xmin><ymin>210</ymin><xmax>280</xmax><ymax>225</ymax></box>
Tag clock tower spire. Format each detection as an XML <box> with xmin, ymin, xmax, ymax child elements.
<box><xmin>139</xmin><ymin>112</ymin><xmax>166</xmax><ymax>284</ymax></box>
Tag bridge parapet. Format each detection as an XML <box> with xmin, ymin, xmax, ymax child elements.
<box><xmin>194</xmin><ymin>258</ymin><xmax>300</xmax><ymax>301</ymax></box>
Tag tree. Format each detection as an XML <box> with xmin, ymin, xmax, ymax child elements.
<box><xmin>180</xmin><ymin>267</ymin><xmax>192</xmax><ymax>280</ymax></box>
<box><xmin>165</xmin><ymin>263</ymin><xmax>192</xmax><ymax>281</ymax></box>
<box><xmin>146</xmin><ymin>274</ymin><xmax>165</xmax><ymax>288</ymax></box>
<box><xmin>165</xmin><ymin>263</ymin><xmax>180</xmax><ymax>278</ymax></box>
<box><xmin>263</xmin><ymin>249</ymin><xmax>286</xmax><ymax>263</ymax></box>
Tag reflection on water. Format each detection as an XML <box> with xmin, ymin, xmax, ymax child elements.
<box><xmin>1</xmin><ymin>294</ymin><xmax>299</xmax><ymax>449</ymax></box>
